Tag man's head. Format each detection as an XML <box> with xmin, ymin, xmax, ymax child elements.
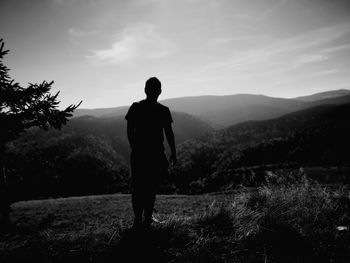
<box><xmin>145</xmin><ymin>77</ymin><xmax>161</xmax><ymax>101</ymax></box>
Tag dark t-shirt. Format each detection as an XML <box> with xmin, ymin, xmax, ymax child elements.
<box><xmin>125</xmin><ymin>99</ymin><xmax>173</xmax><ymax>153</ymax></box>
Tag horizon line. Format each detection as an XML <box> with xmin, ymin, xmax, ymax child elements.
<box><xmin>75</xmin><ymin>88</ymin><xmax>350</xmax><ymax>110</ymax></box>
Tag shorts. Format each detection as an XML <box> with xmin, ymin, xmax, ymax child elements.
<box><xmin>130</xmin><ymin>150</ymin><xmax>169</xmax><ymax>193</ymax></box>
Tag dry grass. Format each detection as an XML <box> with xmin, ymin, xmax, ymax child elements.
<box><xmin>1</xmin><ymin>181</ymin><xmax>350</xmax><ymax>263</ymax></box>
<box><xmin>0</xmin><ymin>193</ymin><xmax>229</xmax><ymax>262</ymax></box>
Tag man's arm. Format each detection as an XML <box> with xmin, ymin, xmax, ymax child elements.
<box><xmin>127</xmin><ymin>121</ymin><xmax>136</xmax><ymax>150</ymax></box>
<box><xmin>164</xmin><ymin>123</ymin><xmax>177</xmax><ymax>165</ymax></box>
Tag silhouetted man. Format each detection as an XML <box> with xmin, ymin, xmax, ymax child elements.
<box><xmin>125</xmin><ymin>77</ymin><xmax>176</xmax><ymax>228</ymax></box>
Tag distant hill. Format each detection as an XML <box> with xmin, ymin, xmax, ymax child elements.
<box><xmin>173</xmin><ymin>103</ymin><xmax>350</xmax><ymax>192</ymax></box>
<box><xmin>295</xmin><ymin>89</ymin><xmax>350</xmax><ymax>102</ymax></box>
<box><xmin>161</xmin><ymin>94</ymin><xmax>304</xmax><ymax>127</ymax></box>
<box><xmin>306</xmin><ymin>94</ymin><xmax>350</xmax><ymax>107</ymax></box>
<box><xmin>73</xmin><ymin>89</ymin><xmax>350</xmax><ymax>128</ymax></box>
<box><xmin>6</xmin><ymin>110</ymin><xmax>214</xmax><ymax>198</ymax></box>
<box><xmin>9</xmin><ymin>100</ymin><xmax>350</xmax><ymax>197</ymax></box>
<box><xmin>24</xmin><ymin>111</ymin><xmax>213</xmax><ymax>161</ymax></box>
<box><xmin>74</xmin><ymin>94</ymin><xmax>305</xmax><ymax>127</ymax></box>
<box><xmin>74</xmin><ymin>106</ymin><xmax>128</xmax><ymax>118</ymax></box>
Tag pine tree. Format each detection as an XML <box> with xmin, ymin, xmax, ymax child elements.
<box><xmin>0</xmin><ymin>39</ymin><xmax>81</xmax><ymax>225</ymax></box>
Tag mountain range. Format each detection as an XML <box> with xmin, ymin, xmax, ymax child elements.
<box><xmin>295</xmin><ymin>89</ymin><xmax>350</xmax><ymax>102</ymax></box>
<box><xmin>172</xmin><ymin>102</ymin><xmax>350</xmax><ymax>193</ymax></box>
<box><xmin>8</xmin><ymin>89</ymin><xmax>350</xmax><ymax>196</ymax></box>
<box><xmin>43</xmin><ymin>111</ymin><xmax>213</xmax><ymax>160</ymax></box>
<box><xmin>74</xmin><ymin>89</ymin><xmax>350</xmax><ymax>127</ymax></box>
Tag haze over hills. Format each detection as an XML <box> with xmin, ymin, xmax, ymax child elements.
<box><xmin>173</xmin><ymin>102</ymin><xmax>350</xmax><ymax>193</ymax></box>
<box><xmin>161</xmin><ymin>94</ymin><xmax>304</xmax><ymax>127</ymax></box>
<box><xmin>74</xmin><ymin>106</ymin><xmax>128</xmax><ymax>119</ymax></box>
<box><xmin>73</xmin><ymin>89</ymin><xmax>350</xmax><ymax>127</ymax></box>
<box><xmin>25</xmin><ymin>111</ymin><xmax>214</xmax><ymax>161</ymax></box>
<box><xmin>294</xmin><ymin>89</ymin><xmax>350</xmax><ymax>102</ymax></box>
<box><xmin>305</xmin><ymin>94</ymin><xmax>350</xmax><ymax>108</ymax></box>
<box><xmin>8</xmin><ymin>96</ymin><xmax>350</xmax><ymax>197</ymax></box>
<box><xmin>5</xmin><ymin>109</ymin><xmax>214</xmax><ymax>199</ymax></box>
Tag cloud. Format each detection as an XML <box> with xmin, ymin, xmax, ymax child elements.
<box><xmin>204</xmin><ymin>23</ymin><xmax>350</xmax><ymax>72</ymax></box>
<box><xmin>68</xmin><ymin>27</ymin><xmax>96</xmax><ymax>37</ymax></box>
<box><xmin>314</xmin><ymin>69</ymin><xmax>338</xmax><ymax>76</ymax></box>
<box><xmin>209</xmin><ymin>35</ymin><xmax>271</xmax><ymax>47</ymax></box>
<box><xmin>52</xmin><ymin>0</ymin><xmax>96</xmax><ymax>6</ymax></box>
<box><xmin>319</xmin><ymin>43</ymin><xmax>350</xmax><ymax>54</ymax></box>
<box><xmin>257</xmin><ymin>0</ymin><xmax>289</xmax><ymax>21</ymax></box>
<box><xmin>86</xmin><ymin>24</ymin><xmax>174</xmax><ymax>65</ymax></box>
<box><xmin>293</xmin><ymin>54</ymin><xmax>329</xmax><ymax>67</ymax></box>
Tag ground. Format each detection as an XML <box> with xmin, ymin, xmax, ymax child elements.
<box><xmin>0</xmin><ymin>193</ymin><xmax>231</xmax><ymax>263</ymax></box>
<box><xmin>1</xmin><ymin>182</ymin><xmax>349</xmax><ymax>263</ymax></box>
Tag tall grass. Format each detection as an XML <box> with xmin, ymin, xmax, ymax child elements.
<box><xmin>155</xmin><ymin>177</ymin><xmax>350</xmax><ymax>262</ymax></box>
<box><xmin>2</xmin><ymin>175</ymin><xmax>349</xmax><ymax>262</ymax></box>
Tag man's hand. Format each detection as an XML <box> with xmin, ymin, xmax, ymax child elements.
<box><xmin>169</xmin><ymin>153</ymin><xmax>177</xmax><ymax>165</ymax></box>
<box><xmin>164</xmin><ymin>123</ymin><xmax>176</xmax><ymax>165</ymax></box>
<box><xmin>127</xmin><ymin>121</ymin><xmax>136</xmax><ymax>151</ymax></box>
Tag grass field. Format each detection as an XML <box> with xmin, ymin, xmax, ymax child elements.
<box><xmin>1</xmin><ymin>180</ymin><xmax>350</xmax><ymax>263</ymax></box>
<box><xmin>0</xmin><ymin>193</ymin><xmax>232</xmax><ymax>262</ymax></box>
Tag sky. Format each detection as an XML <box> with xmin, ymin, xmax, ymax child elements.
<box><xmin>1</xmin><ymin>0</ymin><xmax>350</xmax><ymax>109</ymax></box>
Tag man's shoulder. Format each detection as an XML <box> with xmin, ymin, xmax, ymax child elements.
<box><xmin>129</xmin><ymin>100</ymin><xmax>143</xmax><ymax>109</ymax></box>
<box><xmin>138</xmin><ymin>100</ymin><xmax>170</xmax><ymax>111</ymax></box>
<box><xmin>125</xmin><ymin>101</ymin><xmax>142</xmax><ymax>120</ymax></box>
<box><xmin>132</xmin><ymin>100</ymin><xmax>143</xmax><ymax>106</ymax></box>
<box><xmin>156</xmin><ymin>102</ymin><xmax>170</xmax><ymax>111</ymax></box>
<box><xmin>157</xmin><ymin>103</ymin><xmax>172</xmax><ymax>123</ymax></box>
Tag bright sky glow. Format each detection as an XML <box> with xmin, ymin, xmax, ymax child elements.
<box><xmin>1</xmin><ymin>0</ymin><xmax>350</xmax><ymax>108</ymax></box>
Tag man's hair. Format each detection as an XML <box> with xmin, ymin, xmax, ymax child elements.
<box><xmin>145</xmin><ymin>77</ymin><xmax>161</xmax><ymax>95</ymax></box>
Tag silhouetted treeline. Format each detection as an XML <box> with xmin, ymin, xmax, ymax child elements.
<box><xmin>5</xmin><ymin>131</ymin><xmax>130</xmax><ymax>201</ymax></box>
<box><xmin>3</xmin><ymin>110</ymin><xmax>213</xmax><ymax>200</ymax></box>
<box><xmin>4</xmin><ymin>103</ymin><xmax>350</xmax><ymax>200</ymax></box>
<box><xmin>170</xmin><ymin>103</ymin><xmax>350</xmax><ymax>193</ymax></box>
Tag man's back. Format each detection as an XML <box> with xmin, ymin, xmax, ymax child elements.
<box><xmin>125</xmin><ymin>99</ymin><xmax>172</xmax><ymax>153</ymax></box>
